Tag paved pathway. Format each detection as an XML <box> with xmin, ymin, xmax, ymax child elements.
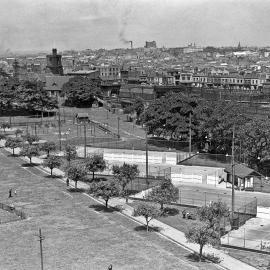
<box><xmin>1</xmin><ymin>145</ymin><xmax>257</xmax><ymax>270</ymax></box>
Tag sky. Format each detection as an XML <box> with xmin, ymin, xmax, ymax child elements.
<box><xmin>1</xmin><ymin>0</ymin><xmax>270</xmax><ymax>53</ymax></box>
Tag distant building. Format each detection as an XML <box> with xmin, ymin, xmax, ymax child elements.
<box><xmin>66</xmin><ymin>70</ymin><xmax>99</xmax><ymax>78</ymax></box>
<box><xmin>98</xmin><ymin>64</ymin><xmax>120</xmax><ymax>80</ymax></box>
<box><xmin>46</xmin><ymin>48</ymin><xmax>64</xmax><ymax>75</ymax></box>
<box><xmin>183</xmin><ymin>43</ymin><xmax>203</xmax><ymax>54</ymax></box>
<box><xmin>144</xmin><ymin>41</ymin><xmax>157</xmax><ymax>48</ymax></box>
<box><xmin>44</xmin><ymin>75</ymin><xmax>73</xmax><ymax>97</ymax></box>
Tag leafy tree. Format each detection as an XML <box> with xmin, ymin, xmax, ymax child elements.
<box><xmin>0</xmin><ymin>133</ymin><xmax>6</xmax><ymax>141</ymax></box>
<box><xmin>17</xmin><ymin>80</ymin><xmax>58</xmax><ymax>112</ymax></box>
<box><xmin>20</xmin><ymin>145</ymin><xmax>39</xmax><ymax>164</ymax></box>
<box><xmin>62</xmin><ymin>76</ymin><xmax>102</xmax><ymax>107</ymax></box>
<box><xmin>5</xmin><ymin>137</ymin><xmax>23</xmax><ymax>155</ymax></box>
<box><xmin>112</xmin><ymin>163</ymin><xmax>139</xmax><ymax>194</ymax></box>
<box><xmin>142</xmin><ymin>92</ymin><xmax>198</xmax><ymax>139</ymax></box>
<box><xmin>85</xmin><ymin>154</ymin><xmax>106</xmax><ymax>180</ymax></box>
<box><xmin>41</xmin><ymin>141</ymin><xmax>56</xmax><ymax>157</ymax></box>
<box><xmin>147</xmin><ymin>178</ymin><xmax>179</xmax><ymax>210</ymax></box>
<box><xmin>236</xmin><ymin>119</ymin><xmax>270</xmax><ymax>172</ymax></box>
<box><xmin>197</xmin><ymin>201</ymin><xmax>230</xmax><ymax>229</ymax></box>
<box><xmin>1</xmin><ymin>122</ymin><xmax>10</xmax><ymax>133</ymax></box>
<box><xmin>195</xmin><ymin>99</ymin><xmax>248</xmax><ymax>154</ymax></box>
<box><xmin>133</xmin><ymin>202</ymin><xmax>162</xmax><ymax>232</ymax></box>
<box><xmin>124</xmin><ymin>98</ymin><xmax>145</xmax><ymax>123</ymax></box>
<box><xmin>43</xmin><ymin>155</ymin><xmax>62</xmax><ymax>176</ymax></box>
<box><xmin>0</xmin><ymin>77</ymin><xmax>20</xmax><ymax>112</ymax></box>
<box><xmin>14</xmin><ymin>128</ymin><xmax>23</xmax><ymax>137</ymax></box>
<box><xmin>185</xmin><ymin>221</ymin><xmax>220</xmax><ymax>261</ymax></box>
<box><xmin>25</xmin><ymin>134</ymin><xmax>40</xmax><ymax>145</ymax></box>
<box><xmin>67</xmin><ymin>164</ymin><xmax>87</xmax><ymax>189</ymax></box>
<box><xmin>64</xmin><ymin>144</ymin><xmax>77</xmax><ymax>167</ymax></box>
<box><xmin>89</xmin><ymin>180</ymin><xmax>120</xmax><ymax>208</ymax></box>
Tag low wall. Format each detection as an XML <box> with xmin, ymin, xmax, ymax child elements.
<box><xmin>86</xmin><ymin>147</ymin><xmax>177</xmax><ymax>165</ymax></box>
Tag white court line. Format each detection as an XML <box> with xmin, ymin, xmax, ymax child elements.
<box><xmin>62</xmin><ymin>191</ymin><xmax>73</xmax><ymax>198</ymax></box>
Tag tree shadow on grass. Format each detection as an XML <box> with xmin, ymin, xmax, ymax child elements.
<box><xmin>44</xmin><ymin>175</ymin><xmax>63</xmax><ymax>179</ymax></box>
<box><xmin>89</xmin><ymin>204</ymin><xmax>121</xmax><ymax>213</ymax></box>
<box><xmin>134</xmin><ymin>225</ymin><xmax>161</xmax><ymax>232</ymax></box>
<box><xmin>67</xmin><ymin>187</ymin><xmax>86</xmax><ymax>193</ymax></box>
<box><xmin>8</xmin><ymin>154</ymin><xmax>20</xmax><ymax>158</ymax></box>
<box><xmin>162</xmin><ymin>207</ymin><xmax>179</xmax><ymax>216</ymax></box>
<box><xmin>185</xmin><ymin>253</ymin><xmax>221</xmax><ymax>264</ymax></box>
<box><xmin>21</xmin><ymin>163</ymin><xmax>39</xmax><ymax>167</ymax></box>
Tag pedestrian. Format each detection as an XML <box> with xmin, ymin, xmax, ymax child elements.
<box><xmin>108</xmin><ymin>264</ymin><xmax>113</xmax><ymax>270</ymax></box>
<box><xmin>8</xmin><ymin>188</ymin><xmax>12</xmax><ymax>198</ymax></box>
<box><xmin>66</xmin><ymin>178</ymin><xmax>69</xmax><ymax>187</ymax></box>
<box><xmin>14</xmin><ymin>190</ymin><xmax>17</xmax><ymax>196</ymax></box>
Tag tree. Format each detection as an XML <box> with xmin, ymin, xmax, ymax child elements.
<box><xmin>41</xmin><ymin>141</ymin><xmax>56</xmax><ymax>157</ymax></box>
<box><xmin>1</xmin><ymin>122</ymin><xmax>10</xmax><ymax>133</ymax></box>
<box><xmin>147</xmin><ymin>178</ymin><xmax>179</xmax><ymax>210</ymax></box>
<box><xmin>89</xmin><ymin>179</ymin><xmax>120</xmax><ymax>208</ymax></box>
<box><xmin>197</xmin><ymin>201</ymin><xmax>230</xmax><ymax>230</ymax></box>
<box><xmin>16</xmin><ymin>80</ymin><xmax>58</xmax><ymax>112</ymax></box>
<box><xmin>62</xmin><ymin>76</ymin><xmax>102</xmax><ymax>107</ymax></box>
<box><xmin>185</xmin><ymin>221</ymin><xmax>220</xmax><ymax>261</ymax></box>
<box><xmin>14</xmin><ymin>128</ymin><xmax>23</xmax><ymax>137</ymax></box>
<box><xmin>0</xmin><ymin>133</ymin><xmax>5</xmax><ymax>140</ymax></box>
<box><xmin>25</xmin><ymin>134</ymin><xmax>40</xmax><ymax>145</ymax></box>
<box><xmin>5</xmin><ymin>137</ymin><xmax>23</xmax><ymax>155</ymax></box>
<box><xmin>133</xmin><ymin>202</ymin><xmax>162</xmax><ymax>232</ymax></box>
<box><xmin>195</xmin><ymin>99</ymin><xmax>248</xmax><ymax>154</ymax></box>
<box><xmin>235</xmin><ymin>119</ymin><xmax>270</xmax><ymax>172</ymax></box>
<box><xmin>64</xmin><ymin>144</ymin><xmax>77</xmax><ymax>167</ymax></box>
<box><xmin>67</xmin><ymin>164</ymin><xmax>87</xmax><ymax>189</ymax></box>
<box><xmin>124</xmin><ymin>98</ymin><xmax>145</xmax><ymax>124</ymax></box>
<box><xmin>85</xmin><ymin>154</ymin><xmax>106</xmax><ymax>180</ymax></box>
<box><xmin>43</xmin><ymin>155</ymin><xmax>62</xmax><ymax>176</ymax></box>
<box><xmin>142</xmin><ymin>92</ymin><xmax>198</xmax><ymax>139</ymax></box>
<box><xmin>19</xmin><ymin>145</ymin><xmax>39</xmax><ymax>164</ymax></box>
<box><xmin>112</xmin><ymin>163</ymin><xmax>139</xmax><ymax>194</ymax></box>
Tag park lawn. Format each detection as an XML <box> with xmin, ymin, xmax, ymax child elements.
<box><xmin>0</xmin><ymin>208</ymin><xmax>21</xmax><ymax>223</ymax></box>
<box><xmin>0</xmin><ymin>149</ymin><xmax>220</xmax><ymax>270</ymax></box>
<box><xmin>128</xmin><ymin>201</ymin><xmax>197</xmax><ymax>234</ymax></box>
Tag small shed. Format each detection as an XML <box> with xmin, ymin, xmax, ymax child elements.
<box><xmin>225</xmin><ymin>163</ymin><xmax>263</xmax><ymax>191</ymax></box>
<box><xmin>75</xmin><ymin>113</ymin><xmax>89</xmax><ymax>123</ymax></box>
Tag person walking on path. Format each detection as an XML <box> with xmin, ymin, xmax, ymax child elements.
<box><xmin>8</xmin><ymin>188</ymin><xmax>12</xmax><ymax>198</ymax></box>
<box><xmin>14</xmin><ymin>189</ymin><xmax>17</xmax><ymax>196</ymax></box>
<box><xmin>108</xmin><ymin>265</ymin><xmax>112</xmax><ymax>270</ymax></box>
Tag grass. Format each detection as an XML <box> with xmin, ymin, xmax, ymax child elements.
<box><xmin>223</xmin><ymin>247</ymin><xmax>270</xmax><ymax>270</ymax></box>
<box><xmin>0</xmin><ymin>208</ymin><xmax>21</xmax><ymax>224</ymax></box>
<box><xmin>0</xmin><ymin>149</ymin><xmax>220</xmax><ymax>270</ymax></box>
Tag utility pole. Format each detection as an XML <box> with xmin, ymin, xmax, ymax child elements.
<box><xmin>231</xmin><ymin>124</ymin><xmax>235</xmax><ymax>216</ymax></box>
<box><xmin>189</xmin><ymin>112</ymin><xmax>192</xmax><ymax>156</ymax></box>
<box><xmin>38</xmin><ymin>228</ymin><xmax>44</xmax><ymax>270</ymax></box>
<box><xmin>145</xmin><ymin>132</ymin><xmax>149</xmax><ymax>186</ymax></box>
<box><xmin>58</xmin><ymin>109</ymin><xmax>62</xmax><ymax>151</ymax></box>
<box><xmin>117</xmin><ymin>116</ymin><xmax>120</xmax><ymax>139</ymax></box>
<box><xmin>84</xmin><ymin>121</ymin><xmax>87</xmax><ymax>158</ymax></box>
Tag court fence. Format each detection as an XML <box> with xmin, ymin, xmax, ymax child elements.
<box><xmin>0</xmin><ymin>202</ymin><xmax>27</xmax><ymax>223</ymax></box>
<box><xmin>222</xmin><ymin>227</ymin><xmax>270</xmax><ymax>254</ymax></box>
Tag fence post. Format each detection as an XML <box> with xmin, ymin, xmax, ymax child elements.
<box><xmin>261</xmin><ymin>240</ymin><xmax>263</xmax><ymax>250</ymax></box>
<box><xmin>243</xmin><ymin>228</ymin><xmax>245</xmax><ymax>248</ymax></box>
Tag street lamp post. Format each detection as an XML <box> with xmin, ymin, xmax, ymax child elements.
<box><xmin>231</xmin><ymin>124</ymin><xmax>235</xmax><ymax>216</ymax></box>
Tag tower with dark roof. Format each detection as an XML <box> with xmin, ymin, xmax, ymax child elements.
<box><xmin>46</xmin><ymin>48</ymin><xmax>63</xmax><ymax>75</ymax></box>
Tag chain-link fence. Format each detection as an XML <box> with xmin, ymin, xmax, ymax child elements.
<box><xmin>222</xmin><ymin>227</ymin><xmax>270</xmax><ymax>253</ymax></box>
<box><xmin>0</xmin><ymin>202</ymin><xmax>26</xmax><ymax>223</ymax></box>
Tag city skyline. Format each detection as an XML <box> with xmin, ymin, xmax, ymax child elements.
<box><xmin>1</xmin><ymin>0</ymin><xmax>270</xmax><ymax>54</ymax></box>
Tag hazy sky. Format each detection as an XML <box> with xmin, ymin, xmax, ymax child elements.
<box><xmin>1</xmin><ymin>0</ymin><xmax>270</xmax><ymax>53</ymax></box>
